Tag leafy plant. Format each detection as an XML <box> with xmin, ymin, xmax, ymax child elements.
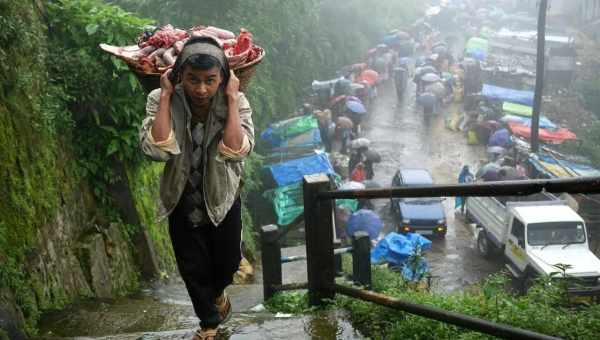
<box><xmin>269</xmin><ymin>261</ymin><xmax>600</xmax><ymax>339</ymax></box>
<box><xmin>46</xmin><ymin>0</ymin><xmax>153</xmax><ymax>200</ymax></box>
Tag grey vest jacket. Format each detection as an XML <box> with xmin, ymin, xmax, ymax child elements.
<box><xmin>139</xmin><ymin>85</ymin><xmax>254</xmax><ymax>226</ymax></box>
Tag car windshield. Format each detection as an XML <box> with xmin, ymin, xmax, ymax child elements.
<box><xmin>527</xmin><ymin>222</ymin><xmax>586</xmax><ymax>246</ymax></box>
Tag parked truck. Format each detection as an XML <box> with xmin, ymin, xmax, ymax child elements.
<box><xmin>466</xmin><ymin>192</ymin><xmax>600</xmax><ymax>299</ymax></box>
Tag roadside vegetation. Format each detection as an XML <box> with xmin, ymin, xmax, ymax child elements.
<box><xmin>266</xmin><ymin>259</ymin><xmax>600</xmax><ymax>339</ymax></box>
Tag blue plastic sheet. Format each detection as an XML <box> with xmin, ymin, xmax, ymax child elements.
<box><xmin>401</xmin><ymin>258</ymin><xmax>429</xmax><ymax>282</ymax></box>
<box><xmin>482</xmin><ymin>84</ymin><xmax>534</xmax><ymax>106</ymax></box>
<box><xmin>501</xmin><ymin>114</ymin><xmax>557</xmax><ymax>130</ymax></box>
<box><xmin>268</xmin><ymin>153</ymin><xmax>335</xmax><ymax>187</ymax></box>
<box><xmin>529</xmin><ymin>154</ymin><xmax>600</xmax><ymax>178</ymax></box>
<box><xmin>371</xmin><ymin>232</ymin><xmax>432</xmax><ymax>266</ymax></box>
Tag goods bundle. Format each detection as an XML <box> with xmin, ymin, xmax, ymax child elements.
<box><xmin>100</xmin><ymin>24</ymin><xmax>265</xmax><ymax>91</ymax></box>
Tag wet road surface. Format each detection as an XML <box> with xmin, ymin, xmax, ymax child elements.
<box><xmin>363</xmin><ymin>80</ymin><xmax>503</xmax><ymax>292</ymax></box>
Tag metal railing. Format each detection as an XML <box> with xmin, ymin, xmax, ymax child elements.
<box><xmin>261</xmin><ymin>174</ymin><xmax>600</xmax><ymax>340</ymax></box>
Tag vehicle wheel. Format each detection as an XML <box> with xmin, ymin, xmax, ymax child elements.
<box><xmin>519</xmin><ymin>271</ymin><xmax>538</xmax><ymax>295</ymax></box>
<box><xmin>477</xmin><ymin>231</ymin><xmax>491</xmax><ymax>258</ymax></box>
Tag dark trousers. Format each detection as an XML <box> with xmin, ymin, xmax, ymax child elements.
<box><xmin>169</xmin><ymin>199</ymin><xmax>242</xmax><ymax>329</ymax></box>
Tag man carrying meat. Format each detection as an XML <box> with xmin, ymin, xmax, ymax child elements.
<box><xmin>139</xmin><ymin>36</ymin><xmax>254</xmax><ymax>340</ymax></box>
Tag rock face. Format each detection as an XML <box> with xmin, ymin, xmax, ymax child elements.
<box><xmin>29</xmin><ymin>185</ymin><xmax>136</xmax><ymax>305</ymax></box>
<box><xmin>8</xmin><ymin>183</ymin><xmax>141</xmax><ymax>332</ymax></box>
<box><xmin>0</xmin><ymin>1</ymin><xmax>164</xmax><ymax>335</ymax></box>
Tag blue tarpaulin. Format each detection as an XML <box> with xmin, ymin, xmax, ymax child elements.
<box><xmin>371</xmin><ymin>232</ymin><xmax>432</xmax><ymax>266</ymax></box>
<box><xmin>529</xmin><ymin>153</ymin><xmax>600</xmax><ymax>178</ymax></box>
<box><xmin>482</xmin><ymin>84</ymin><xmax>534</xmax><ymax>106</ymax></box>
<box><xmin>268</xmin><ymin>153</ymin><xmax>335</xmax><ymax>187</ymax></box>
<box><xmin>402</xmin><ymin>258</ymin><xmax>429</xmax><ymax>282</ymax></box>
<box><xmin>501</xmin><ymin>114</ymin><xmax>557</xmax><ymax>130</ymax></box>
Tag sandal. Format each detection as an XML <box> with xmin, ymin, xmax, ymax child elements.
<box><xmin>193</xmin><ymin>328</ymin><xmax>217</xmax><ymax>340</ymax></box>
<box><xmin>215</xmin><ymin>291</ymin><xmax>232</xmax><ymax>324</ymax></box>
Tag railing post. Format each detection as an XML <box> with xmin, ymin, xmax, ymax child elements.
<box><xmin>352</xmin><ymin>231</ymin><xmax>372</xmax><ymax>289</ymax></box>
<box><xmin>303</xmin><ymin>174</ymin><xmax>335</xmax><ymax>306</ymax></box>
<box><xmin>334</xmin><ymin>241</ymin><xmax>344</xmax><ymax>277</ymax></box>
<box><xmin>261</xmin><ymin>225</ymin><xmax>282</xmax><ymax>301</ymax></box>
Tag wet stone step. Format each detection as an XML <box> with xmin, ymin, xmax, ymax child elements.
<box><xmin>36</xmin><ymin>311</ymin><xmax>363</xmax><ymax>340</ymax></box>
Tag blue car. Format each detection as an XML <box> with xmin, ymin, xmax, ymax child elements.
<box><xmin>391</xmin><ymin>169</ymin><xmax>447</xmax><ymax>238</ymax></box>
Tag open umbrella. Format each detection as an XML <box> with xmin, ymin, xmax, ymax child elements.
<box><xmin>487</xmin><ymin>146</ymin><xmax>506</xmax><ymax>157</ymax></box>
<box><xmin>346</xmin><ymin>99</ymin><xmax>367</xmax><ymax>114</ymax></box>
<box><xmin>396</xmin><ymin>31</ymin><xmax>410</xmax><ymax>41</ymax></box>
<box><xmin>358</xmin><ymin>69</ymin><xmax>379</xmax><ymax>86</ymax></box>
<box><xmin>421</xmin><ymin>73</ymin><xmax>441</xmax><ymax>83</ymax></box>
<box><xmin>347</xmin><ymin>209</ymin><xmax>383</xmax><ymax>241</ymax></box>
<box><xmin>498</xmin><ymin>166</ymin><xmax>521</xmax><ymax>180</ymax></box>
<box><xmin>428</xmin><ymin>53</ymin><xmax>440</xmax><ymax>62</ymax></box>
<box><xmin>426</xmin><ymin>6</ymin><xmax>441</xmax><ymax>16</ymax></box>
<box><xmin>340</xmin><ymin>181</ymin><xmax>366</xmax><ymax>190</ymax></box>
<box><xmin>336</xmin><ymin>116</ymin><xmax>354</xmax><ymax>129</ymax></box>
<box><xmin>364</xmin><ymin>149</ymin><xmax>382</xmax><ymax>163</ymax></box>
<box><xmin>432</xmin><ymin>45</ymin><xmax>448</xmax><ymax>55</ymax></box>
<box><xmin>432</xmin><ymin>41</ymin><xmax>448</xmax><ymax>50</ymax></box>
<box><xmin>418</xmin><ymin>65</ymin><xmax>438</xmax><ymax>75</ymax></box>
<box><xmin>424</xmin><ymin>82</ymin><xmax>446</xmax><ymax>98</ymax></box>
<box><xmin>477</xmin><ymin>162</ymin><xmax>501</xmax><ymax>181</ymax></box>
<box><xmin>351</xmin><ymin>138</ymin><xmax>371</xmax><ymax>149</ymax></box>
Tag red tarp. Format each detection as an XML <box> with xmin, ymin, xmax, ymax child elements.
<box><xmin>508</xmin><ymin>122</ymin><xmax>577</xmax><ymax>145</ymax></box>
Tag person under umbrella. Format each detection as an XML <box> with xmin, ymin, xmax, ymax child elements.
<box><xmin>418</xmin><ymin>91</ymin><xmax>437</xmax><ymax>116</ymax></box>
<box><xmin>349</xmin><ymin>146</ymin><xmax>368</xmax><ymax>177</ymax></box>
<box><xmin>346</xmin><ymin>209</ymin><xmax>384</xmax><ymax>242</ymax></box>
<box><xmin>488</xmin><ymin>127</ymin><xmax>512</xmax><ymax>149</ymax></box>
<box><xmin>455</xmin><ymin>165</ymin><xmax>474</xmax><ymax>213</ymax></box>
<box><xmin>476</xmin><ymin>161</ymin><xmax>501</xmax><ymax>182</ymax></box>
<box><xmin>358</xmin><ymin>179</ymin><xmax>381</xmax><ymax>210</ymax></box>
<box><xmin>363</xmin><ymin>149</ymin><xmax>381</xmax><ymax>180</ymax></box>
<box><xmin>315</xmin><ymin>109</ymin><xmax>334</xmax><ymax>152</ymax></box>
<box><xmin>351</xmin><ymin>162</ymin><xmax>367</xmax><ymax>182</ymax></box>
<box><xmin>346</xmin><ymin>97</ymin><xmax>367</xmax><ymax>134</ymax></box>
<box><xmin>335</xmin><ymin>116</ymin><xmax>354</xmax><ymax>154</ymax></box>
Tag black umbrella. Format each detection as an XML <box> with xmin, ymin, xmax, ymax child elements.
<box><xmin>362</xmin><ymin>180</ymin><xmax>382</xmax><ymax>189</ymax></box>
<box><xmin>364</xmin><ymin>149</ymin><xmax>382</xmax><ymax>163</ymax></box>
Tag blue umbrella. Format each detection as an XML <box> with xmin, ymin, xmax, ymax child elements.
<box><xmin>346</xmin><ymin>99</ymin><xmax>367</xmax><ymax>114</ymax></box>
<box><xmin>346</xmin><ymin>209</ymin><xmax>383</xmax><ymax>240</ymax></box>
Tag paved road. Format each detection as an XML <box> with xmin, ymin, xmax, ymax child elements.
<box><xmin>362</xmin><ymin>80</ymin><xmax>503</xmax><ymax>292</ymax></box>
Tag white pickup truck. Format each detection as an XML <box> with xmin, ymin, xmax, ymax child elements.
<box><xmin>466</xmin><ymin>193</ymin><xmax>600</xmax><ymax>297</ymax></box>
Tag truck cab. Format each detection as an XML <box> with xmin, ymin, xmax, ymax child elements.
<box><xmin>504</xmin><ymin>205</ymin><xmax>600</xmax><ymax>296</ymax></box>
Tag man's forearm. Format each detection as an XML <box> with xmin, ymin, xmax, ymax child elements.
<box><xmin>151</xmin><ymin>92</ymin><xmax>173</xmax><ymax>142</ymax></box>
<box><xmin>223</xmin><ymin>96</ymin><xmax>244</xmax><ymax>151</ymax></box>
